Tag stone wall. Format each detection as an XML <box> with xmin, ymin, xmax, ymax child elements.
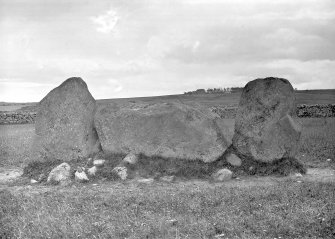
<box><xmin>296</xmin><ymin>104</ymin><xmax>335</xmax><ymax>117</ymax></box>
<box><xmin>211</xmin><ymin>104</ymin><xmax>335</xmax><ymax>119</ymax></box>
<box><xmin>0</xmin><ymin>112</ymin><xmax>37</xmax><ymax>125</ymax></box>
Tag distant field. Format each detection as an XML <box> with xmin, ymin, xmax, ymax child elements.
<box><xmin>2</xmin><ymin>89</ymin><xmax>334</xmax><ymax>112</ymax></box>
<box><xmin>0</xmin><ymin>102</ymin><xmax>36</xmax><ymax>112</ymax></box>
<box><xmin>295</xmin><ymin>89</ymin><xmax>335</xmax><ymax>105</ymax></box>
<box><xmin>98</xmin><ymin>89</ymin><xmax>335</xmax><ymax>107</ymax></box>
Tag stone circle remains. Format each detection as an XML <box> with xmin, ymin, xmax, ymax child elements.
<box><xmin>231</xmin><ymin>77</ymin><xmax>301</xmax><ymax>163</ymax></box>
<box><xmin>31</xmin><ymin>76</ymin><xmax>304</xmax><ymax>184</ymax></box>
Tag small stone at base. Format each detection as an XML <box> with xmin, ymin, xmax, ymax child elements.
<box><xmin>30</xmin><ymin>179</ymin><xmax>38</xmax><ymax>184</ymax></box>
<box><xmin>137</xmin><ymin>178</ymin><xmax>154</xmax><ymax>184</ymax></box>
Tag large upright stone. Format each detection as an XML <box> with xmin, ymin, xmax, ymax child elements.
<box><xmin>232</xmin><ymin>77</ymin><xmax>301</xmax><ymax>163</ymax></box>
<box><xmin>94</xmin><ymin>102</ymin><xmax>230</xmax><ymax>162</ymax></box>
<box><xmin>34</xmin><ymin>77</ymin><xmax>99</xmax><ymax>162</ymax></box>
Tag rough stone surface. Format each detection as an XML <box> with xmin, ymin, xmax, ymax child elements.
<box><xmin>123</xmin><ymin>153</ymin><xmax>138</xmax><ymax>165</ymax></box>
<box><xmin>226</xmin><ymin>153</ymin><xmax>242</xmax><ymax>166</ymax></box>
<box><xmin>94</xmin><ymin>102</ymin><xmax>230</xmax><ymax>162</ymax></box>
<box><xmin>212</xmin><ymin>168</ymin><xmax>233</xmax><ymax>182</ymax></box>
<box><xmin>47</xmin><ymin>163</ymin><xmax>71</xmax><ymax>185</ymax></box>
<box><xmin>34</xmin><ymin>77</ymin><xmax>99</xmax><ymax>162</ymax></box>
<box><xmin>232</xmin><ymin>77</ymin><xmax>302</xmax><ymax>163</ymax></box>
<box><xmin>75</xmin><ymin>170</ymin><xmax>89</xmax><ymax>182</ymax></box>
<box><xmin>112</xmin><ymin>166</ymin><xmax>127</xmax><ymax>180</ymax></box>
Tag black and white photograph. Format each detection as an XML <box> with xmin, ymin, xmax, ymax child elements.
<box><xmin>0</xmin><ymin>0</ymin><xmax>334</xmax><ymax>238</ymax></box>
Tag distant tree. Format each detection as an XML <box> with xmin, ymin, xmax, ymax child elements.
<box><xmin>195</xmin><ymin>89</ymin><xmax>206</xmax><ymax>94</ymax></box>
<box><xmin>231</xmin><ymin>87</ymin><xmax>243</xmax><ymax>92</ymax></box>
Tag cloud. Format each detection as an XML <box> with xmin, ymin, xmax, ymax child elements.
<box><xmin>108</xmin><ymin>79</ymin><xmax>123</xmax><ymax>93</ymax></box>
<box><xmin>0</xmin><ymin>79</ymin><xmax>56</xmax><ymax>102</ymax></box>
<box><xmin>91</xmin><ymin>8</ymin><xmax>119</xmax><ymax>34</ymax></box>
<box><xmin>1</xmin><ymin>0</ymin><xmax>335</xmax><ymax>102</ymax></box>
<box><xmin>192</xmin><ymin>41</ymin><xmax>200</xmax><ymax>53</ymax></box>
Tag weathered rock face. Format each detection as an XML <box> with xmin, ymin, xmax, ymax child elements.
<box><xmin>34</xmin><ymin>77</ymin><xmax>99</xmax><ymax>162</ymax></box>
<box><xmin>47</xmin><ymin>162</ymin><xmax>71</xmax><ymax>185</ymax></box>
<box><xmin>232</xmin><ymin>77</ymin><xmax>302</xmax><ymax>163</ymax></box>
<box><xmin>112</xmin><ymin>166</ymin><xmax>128</xmax><ymax>180</ymax></box>
<box><xmin>123</xmin><ymin>153</ymin><xmax>138</xmax><ymax>165</ymax></box>
<box><xmin>94</xmin><ymin>102</ymin><xmax>230</xmax><ymax>162</ymax></box>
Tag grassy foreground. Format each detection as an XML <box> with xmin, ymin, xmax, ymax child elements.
<box><xmin>0</xmin><ymin>118</ymin><xmax>334</xmax><ymax>238</ymax></box>
<box><xmin>1</xmin><ymin>180</ymin><xmax>334</xmax><ymax>238</ymax></box>
<box><xmin>297</xmin><ymin>118</ymin><xmax>335</xmax><ymax>169</ymax></box>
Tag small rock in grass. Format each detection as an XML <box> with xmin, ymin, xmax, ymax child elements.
<box><xmin>75</xmin><ymin>170</ymin><xmax>89</xmax><ymax>182</ymax></box>
<box><xmin>123</xmin><ymin>153</ymin><xmax>138</xmax><ymax>165</ymax></box>
<box><xmin>214</xmin><ymin>233</ymin><xmax>225</xmax><ymax>238</ymax></box>
<box><xmin>226</xmin><ymin>153</ymin><xmax>242</xmax><ymax>166</ymax></box>
<box><xmin>87</xmin><ymin>166</ymin><xmax>98</xmax><ymax>176</ymax></box>
<box><xmin>166</xmin><ymin>219</ymin><xmax>178</xmax><ymax>226</ymax></box>
<box><xmin>47</xmin><ymin>162</ymin><xmax>71</xmax><ymax>185</ymax></box>
<box><xmin>326</xmin><ymin>158</ymin><xmax>331</xmax><ymax>162</ymax></box>
<box><xmin>112</xmin><ymin>166</ymin><xmax>127</xmax><ymax>180</ymax></box>
<box><xmin>295</xmin><ymin>173</ymin><xmax>303</xmax><ymax>178</ymax></box>
<box><xmin>30</xmin><ymin>179</ymin><xmax>38</xmax><ymax>184</ymax></box>
<box><xmin>93</xmin><ymin>159</ymin><xmax>106</xmax><ymax>167</ymax></box>
<box><xmin>160</xmin><ymin>175</ymin><xmax>175</xmax><ymax>182</ymax></box>
<box><xmin>212</xmin><ymin>168</ymin><xmax>233</xmax><ymax>182</ymax></box>
<box><xmin>137</xmin><ymin>178</ymin><xmax>154</xmax><ymax>184</ymax></box>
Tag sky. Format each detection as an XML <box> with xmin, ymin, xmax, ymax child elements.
<box><xmin>0</xmin><ymin>0</ymin><xmax>335</xmax><ymax>102</ymax></box>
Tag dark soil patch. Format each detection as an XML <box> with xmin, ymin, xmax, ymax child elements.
<box><xmin>23</xmin><ymin>159</ymin><xmax>63</xmax><ymax>179</ymax></box>
<box><xmin>132</xmin><ymin>154</ymin><xmax>217</xmax><ymax>179</ymax></box>
<box><xmin>216</xmin><ymin>144</ymin><xmax>307</xmax><ymax>176</ymax></box>
<box><xmin>23</xmin><ymin>145</ymin><xmax>307</xmax><ymax>183</ymax></box>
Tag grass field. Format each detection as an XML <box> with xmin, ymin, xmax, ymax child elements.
<box><xmin>0</xmin><ymin>102</ymin><xmax>35</xmax><ymax>112</ymax></box>
<box><xmin>0</xmin><ymin>117</ymin><xmax>334</xmax><ymax>238</ymax></box>
<box><xmin>1</xmin><ymin>179</ymin><xmax>334</xmax><ymax>238</ymax></box>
